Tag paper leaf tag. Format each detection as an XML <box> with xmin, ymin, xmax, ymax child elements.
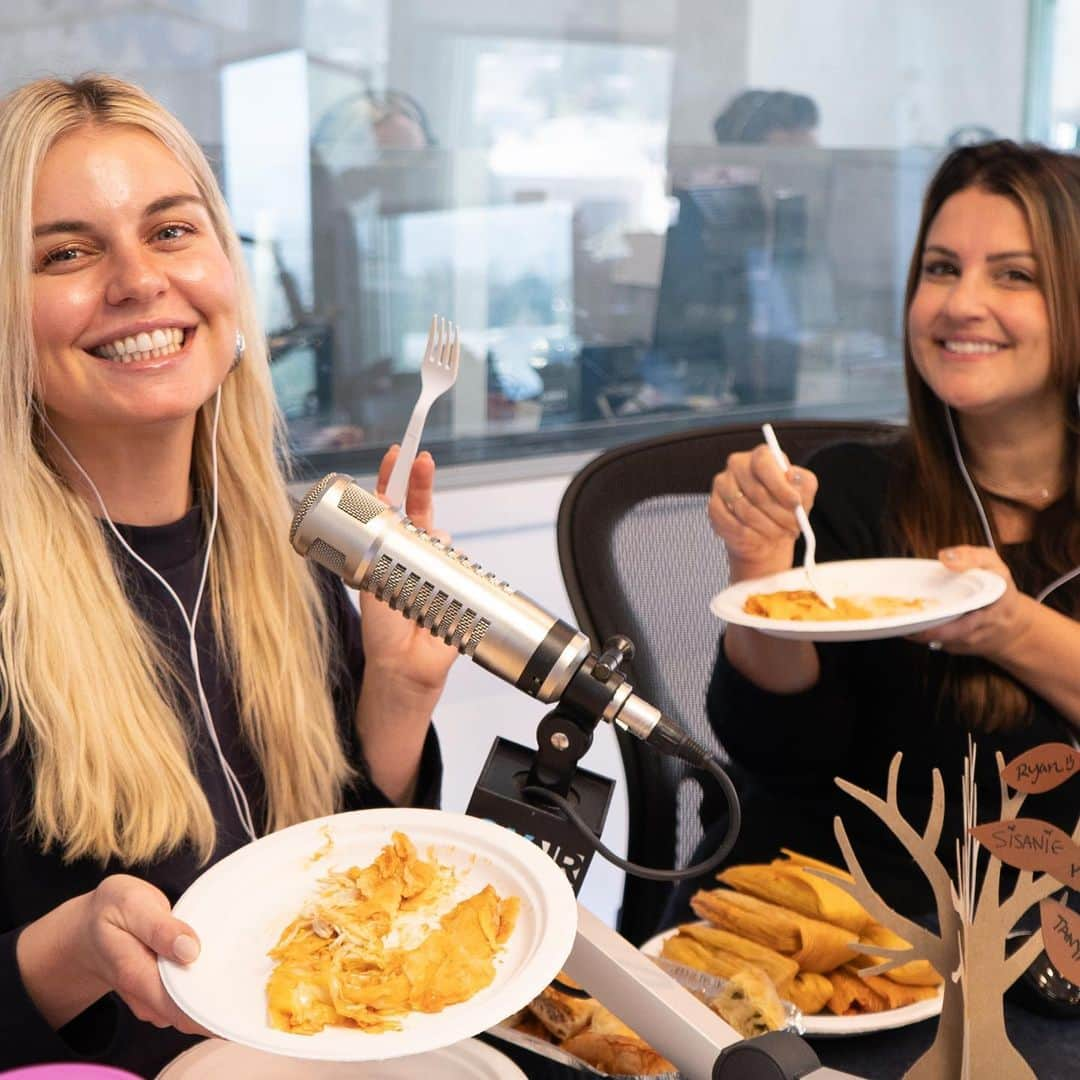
<box><xmin>1040</xmin><ymin>897</ymin><xmax>1080</xmax><ymax>985</ymax></box>
<box><xmin>969</xmin><ymin>818</ymin><xmax>1080</xmax><ymax>881</ymax></box>
<box><xmin>1001</xmin><ymin>743</ymin><xmax>1080</xmax><ymax>794</ymax></box>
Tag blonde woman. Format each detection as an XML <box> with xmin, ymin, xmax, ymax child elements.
<box><xmin>0</xmin><ymin>75</ymin><xmax>456</xmax><ymax>1074</ymax></box>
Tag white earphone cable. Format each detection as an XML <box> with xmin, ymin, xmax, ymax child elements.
<box><xmin>944</xmin><ymin>401</ymin><xmax>1079</xmax><ymax>605</ymax></box>
<box><xmin>43</xmin><ymin>388</ymin><xmax>258</xmax><ymax>843</ymax></box>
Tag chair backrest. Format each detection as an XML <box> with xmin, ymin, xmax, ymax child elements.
<box><xmin>556</xmin><ymin>418</ymin><xmax>899</xmax><ymax>943</ymax></box>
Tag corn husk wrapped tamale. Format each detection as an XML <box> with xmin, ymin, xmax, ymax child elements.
<box><xmin>776</xmin><ymin>971</ymin><xmax>834</xmax><ymax>1015</ymax></box>
<box><xmin>665</xmin><ymin>922</ymin><xmax>800</xmax><ymax>986</ymax></box>
<box><xmin>691</xmin><ymin>888</ymin><xmax>858</xmax><ymax>973</ymax></box>
<box><xmin>849</xmin><ymin>966</ymin><xmax>941</xmax><ymax>1010</ymax></box>
<box><xmin>856</xmin><ymin>922</ymin><xmax>943</xmax><ymax>987</ymax></box>
<box><xmin>775</xmin><ymin>848</ymin><xmax>856</xmax><ymax>882</ymax></box>
<box><xmin>718</xmin><ymin>863</ymin><xmax>871</xmax><ymax>934</ymax></box>
<box><xmin>824</xmin><ymin>968</ymin><xmax>890</xmax><ymax>1015</ymax></box>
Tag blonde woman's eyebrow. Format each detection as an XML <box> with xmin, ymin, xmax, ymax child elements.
<box><xmin>142</xmin><ymin>192</ymin><xmax>206</xmax><ymax>217</ymax></box>
<box><xmin>33</xmin><ymin>193</ymin><xmax>206</xmax><ymax>238</ymax></box>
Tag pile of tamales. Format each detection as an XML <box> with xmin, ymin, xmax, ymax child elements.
<box><xmin>663</xmin><ymin>849</ymin><xmax>943</xmax><ymax>1018</ymax></box>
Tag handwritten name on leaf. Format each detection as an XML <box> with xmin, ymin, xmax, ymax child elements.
<box><xmin>1040</xmin><ymin>897</ymin><xmax>1080</xmax><ymax>985</ymax></box>
<box><xmin>1001</xmin><ymin>743</ymin><xmax>1080</xmax><ymax>794</ymax></box>
<box><xmin>969</xmin><ymin>818</ymin><xmax>1080</xmax><ymax>882</ymax></box>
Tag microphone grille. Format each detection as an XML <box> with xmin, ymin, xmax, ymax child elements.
<box><xmin>307</xmin><ymin>538</ymin><xmax>346</xmax><ymax>575</ymax></box>
<box><xmin>289</xmin><ymin>473</ymin><xmax>342</xmax><ymax>544</ymax></box>
<box><xmin>337</xmin><ymin>483</ymin><xmax>385</xmax><ymax>525</ymax></box>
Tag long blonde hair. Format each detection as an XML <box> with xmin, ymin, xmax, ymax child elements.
<box><xmin>0</xmin><ymin>75</ymin><xmax>351</xmax><ymax>863</ymax></box>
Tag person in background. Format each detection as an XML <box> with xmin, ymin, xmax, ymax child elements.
<box><xmin>713</xmin><ymin>88</ymin><xmax>819</xmax><ymax>146</ymax></box>
<box><xmin>678</xmin><ymin>142</ymin><xmax>1080</xmax><ymax>936</ymax></box>
<box><xmin>0</xmin><ymin>74</ymin><xmax>457</xmax><ymax>1076</ymax></box>
<box><xmin>698</xmin><ymin>88</ymin><xmax>819</xmax><ymax>405</ymax></box>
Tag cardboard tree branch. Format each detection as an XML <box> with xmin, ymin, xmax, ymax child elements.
<box><xmin>824</xmin><ymin>741</ymin><xmax>1078</xmax><ymax>1080</ymax></box>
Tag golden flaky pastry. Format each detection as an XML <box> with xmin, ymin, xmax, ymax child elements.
<box><xmin>266</xmin><ymin>832</ymin><xmax>519</xmax><ymax>1034</ymax></box>
<box><xmin>709</xmin><ymin>968</ymin><xmax>787</xmax><ymax>1039</ymax></box>
<box><xmin>521</xmin><ymin>975</ymin><xmax>675</xmax><ymax>1077</ymax></box>
<box><xmin>559</xmin><ymin>1031</ymin><xmax>676</xmax><ymax>1076</ymax></box>
<box><xmin>527</xmin><ymin>977</ymin><xmax>598</xmax><ymax>1041</ymax></box>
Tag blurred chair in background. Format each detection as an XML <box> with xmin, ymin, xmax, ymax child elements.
<box><xmin>556</xmin><ymin>418</ymin><xmax>897</xmax><ymax>944</ymax></box>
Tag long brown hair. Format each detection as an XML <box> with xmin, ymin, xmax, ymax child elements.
<box><xmin>893</xmin><ymin>140</ymin><xmax>1080</xmax><ymax>732</ymax></box>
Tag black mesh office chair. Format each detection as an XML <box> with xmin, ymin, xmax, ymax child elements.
<box><xmin>556</xmin><ymin>419</ymin><xmax>899</xmax><ymax>944</ymax></box>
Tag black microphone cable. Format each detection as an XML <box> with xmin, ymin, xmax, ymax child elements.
<box><xmin>524</xmin><ymin>725</ymin><xmax>741</xmax><ymax>884</ymax></box>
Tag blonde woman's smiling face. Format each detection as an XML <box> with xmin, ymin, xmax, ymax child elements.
<box><xmin>31</xmin><ymin>124</ymin><xmax>237</xmax><ymax>435</ymax></box>
<box><xmin>908</xmin><ymin>187</ymin><xmax>1054</xmax><ymax>419</ymax></box>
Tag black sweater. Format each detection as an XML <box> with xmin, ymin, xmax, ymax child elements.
<box><xmin>707</xmin><ymin>439</ymin><xmax>1078</xmax><ymax>919</ymax></box>
<box><xmin>0</xmin><ymin>507</ymin><xmax>441</xmax><ymax>1077</ymax></box>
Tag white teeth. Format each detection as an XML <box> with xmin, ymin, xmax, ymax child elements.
<box><xmin>90</xmin><ymin>327</ymin><xmax>188</xmax><ymax>362</ymax></box>
<box><xmin>944</xmin><ymin>340</ymin><xmax>1002</xmax><ymax>355</ymax></box>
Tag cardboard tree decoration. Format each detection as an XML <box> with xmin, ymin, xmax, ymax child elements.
<box><xmin>810</xmin><ymin>742</ymin><xmax>1079</xmax><ymax>1080</ymax></box>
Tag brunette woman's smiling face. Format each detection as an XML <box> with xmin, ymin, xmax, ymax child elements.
<box><xmin>908</xmin><ymin>186</ymin><xmax>1055</xmax><ymax>420</ymax></box>
<box><xmin>31</xmin><ymin>124</ymin><xmax>237</xmax><ymax>437</ymax></box>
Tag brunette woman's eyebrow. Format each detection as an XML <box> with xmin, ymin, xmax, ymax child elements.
<box><xmin>33</xmin><ymin>193</ymin><xmax>205</xmax><ymax>238</ymax></box>
<box><xmin>922</xmin><ymin>244</ymin><xmax>1035</xmax><ymax>262</ymax></box>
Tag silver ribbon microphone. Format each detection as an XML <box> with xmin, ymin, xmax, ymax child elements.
<box><xmin>289</xmin><ymin>473</ymin><xmax>665</xmax><ymax>742</ymax></box>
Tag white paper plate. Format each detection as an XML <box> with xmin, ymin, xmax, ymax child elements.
<box><xmin>159</xmin><ymin>809</ymin><xmax>577</xmax><ymax>1062</ymax></box>
<box><xmin>156</xmin><ymin>1036</ymin><xmax>526</xmax><ymax>1078</ymax></box>
<box><xmin>711</xmin><ymin>558</ymin><xmax>1005</xmax><ymax>641</ymax></box>
<box><xmin>640</xmin><ymin>925</ymin><xmax>943</xmax><ymax>1037</ymax></box>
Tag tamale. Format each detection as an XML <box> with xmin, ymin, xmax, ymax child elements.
<box><xmin>850</xmin><ymin>967</ymin><xmax>941</xmax><ymax>1010</ymax></box>
<box><xmin>825</xmin><ymin>968</ymin><xmax>890</xmax><ymax>1015</ymax></box>
<box><xmin>776</xmin><ymin>971</ymin><xmax>834</xmax><ymax>1015</ymax></box>
<box><xmin>857</xmin><ymin>922</ymin><xmax>943</xmax><ymax>987</ymax></box>
<box><xmin>718</xmin><ymin>863</ymin><xmax>871</xmax><ymax>934</ymax></box>
<box><xmin>691</xmin><ymin>888</ymin><xmax>858</xmax><ymax>973</ymax></box>
<box><xmin>675</xmin><ymin>922</ymin><xmax>799</xmax><ymax>986</ymax></box>
<box><xmin>776</xmin><ymin>848</ymin><xmax>855</xmax><ymax>883</ymax></box>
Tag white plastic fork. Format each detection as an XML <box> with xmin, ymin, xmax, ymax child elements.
<box><xmin>761</xmin><ymin>423</ymin><xmax>835</xmax><ymax>609</ymax></box>
<box><xmin>385</xmin><ymin>315</ymin><xmax>460</xmax><ymax>510</ymax></box>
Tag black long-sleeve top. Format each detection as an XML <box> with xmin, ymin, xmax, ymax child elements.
<box><xmin>0</xmin><ymin>507</ymin><xmax>441</xmax><ymax>1077</ymax></box>
<box><xmin>707</xmin><ymin>439</ymin><xmax>1078</xmax><ymax>919</ymax></box>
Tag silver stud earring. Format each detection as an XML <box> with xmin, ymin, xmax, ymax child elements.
<box><xmin>231</xmin><ymin>329</ymin><xmax>246</xmax><ymax>371</ymax></box>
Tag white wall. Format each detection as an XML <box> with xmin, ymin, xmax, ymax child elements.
<box><xmin>747</xmin><ymin>0</ymin><xmax>1028</xmax><ymax>147</ymax></box>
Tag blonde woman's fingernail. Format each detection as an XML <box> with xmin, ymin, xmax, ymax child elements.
<box><xmin>789</xmin><ymin>469</ymin><xmax>802</xmax><ymax>485</ymax></box>
<box><xmin>174</xmin><ymin>934</ymin><xmax>200</xmax><ymax>963</ymax></box>
<box><xmin>942</xmin><ymin>548</ymin><xmax>958</xmax><ymax>561</ymax></box>
<box><xmin>928</xmin><ymin>640</ymin><xmax>943</xmax><ymax>651</ymax></box>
